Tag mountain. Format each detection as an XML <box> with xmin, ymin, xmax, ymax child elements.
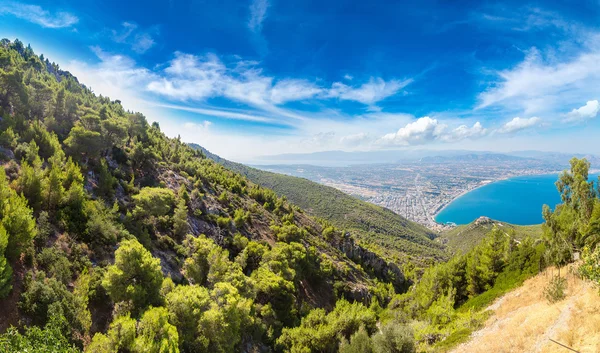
<box><xmin>0</xmin><ymin>39</ymin><xmax>417</xmax><ymax>352</ymax></box>
<box><xmin>191</xmin><ymin>144</ymin><xmax>447</xmax><ymax>267</ymax></box>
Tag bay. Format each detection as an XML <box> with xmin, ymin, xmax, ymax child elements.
<box><xmin>435</xmin><ymin>174</ymin><xmax>599</xmax><ymax>226</ymax></box>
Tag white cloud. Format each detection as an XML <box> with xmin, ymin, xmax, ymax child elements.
<box><xmin>564</xmin><ymin>100</ymin><xmax>599</xmax><ymax>123</ymax></box>
<box><xmin>378</xmin><ymin>117</ymin><xmax>489</xmax><ymax>146</ymax></box>
<box><xmin>248</xmin><ymin>0</ymin><xmax>270</xmax><ymax>32</ymax></box>
<box><xmin>132</xmin><ymin>33</ymin><xmax>156</xmax><ymax>54</ymax></box>
<box><xmin>145</xmin><ymin>52</ymin><xmax>405</xmax><ymax>110</ymax></box>
<box><xmin>0</xmin><ymin>2</ymin><xmax>78</xmax><ymax>28</ymax></box>
<box><xmin>110</xmin><ymin>22</ymin><xmax>156</xmax><ymax>54</ymax></box>
<box><xmin>184</xmin><ymin>120</ymin><xmax>212</xmax><ymax>131</ymax></box>
<box><xmin>270</xmin><ymin>79</ymin><xmax>322</xmax><ymax>104</ymax></box>
<box><xmin>441</xmin><ymin>122</ymin><xmax>487</xmax><ymax>142</ymax></box>
<box><xmin>379</xmin><ymin>117</ymin><xmax>447</xmax><ymax>145</ymax></box>
<box><xmin>477</xmin><ymin>44</ymin><xmax>600</xmax><ymax>115</ymax></box>
<box><xmin>327</xmin><ymin>77</ymin><xmax>412</xmax><ymax>106</ymax></box>
<box><xmin>344</xmin><ymin>74</ymin><xmax>353</xmax><ymax>80</ymax></box>
<box><xmin>498</xmin><ymin>117</ymin><xmax>541</xmax><ymax>133</ymax></box>
<box><xmin>340</xmin><ymin>132</ymin><xmax>372</xmax><ymax>146</ymax></box>
<box><xmin>112</xmin><ymin>22</ymin><xmax>137</xmax><ymax>43</ymax></box>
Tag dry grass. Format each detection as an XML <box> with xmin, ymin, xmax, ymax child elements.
<box><xmin>450</xmin><ymin>264</ymin><xmax>600</xmax><ymax>353</ymax></box>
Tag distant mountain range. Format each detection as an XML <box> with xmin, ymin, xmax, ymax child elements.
<box><xmin>252</xmin><ymin>149</ymin><xmax>600</xmax><ymax>167</ymax></box>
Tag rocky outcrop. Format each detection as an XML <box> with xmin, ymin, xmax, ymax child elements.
<box><xmin>334</xmin><ymin>232</ymin><xmax>408</xmax><ymax>292</ymax></box>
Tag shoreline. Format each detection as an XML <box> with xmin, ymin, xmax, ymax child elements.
<box><xmin>430</xmin><ymin>172</ymin><xmax>565</xmax><ymax>227</ymax></box>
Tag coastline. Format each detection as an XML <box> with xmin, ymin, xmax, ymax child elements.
<box><xmin>431</xmin><ymin>179</ymin><xmax>497</xmax><ymax>224</ymax></box>
<box><xmin>431</xmin><ymin>172</ymin><xmax>562</xmax><ymax>226</ymax></box>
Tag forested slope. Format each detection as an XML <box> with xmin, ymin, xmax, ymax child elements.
<box><xmin>191</xmin><ymin>144</ymin><xmax>447</xmax><ymax>267</ymax></box>
<box><xmin>0</xmin><ymin>39</ymin><xmax>410</xmax><ymax>352</ymax></box>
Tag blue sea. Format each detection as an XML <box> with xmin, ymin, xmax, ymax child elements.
<box><xmin>435</xmin><ymin>174</ymin><xmax>599</xmax><ymax>225</ymax></box>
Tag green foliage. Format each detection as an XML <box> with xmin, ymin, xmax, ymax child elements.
<box><xmin>580</xmin><ymin>245</ymin><xmax>600</xmax><ymax>290</ymax></box>
<box><xmin>372</xmin><ymin>321</ymin><xmax>416</xmax><ymax>353</ymax></box>
<box><xmin>102</xmin><ymin>239</ymin><xmax>163</xmax><ymax>315</ymax></box>
<box><xmin>543</xmin><ymin>275</ymin><xmax>567</xmax><ymax>303</ymax></box>
<box><xmin>0</xmin><ymin>315</ymin><xmax>79</xmax><ymax>353</ymax></box>
<box><xmin>133</xmin><ymin>187</ymin><xmax>176</xmax><ymax>218</ymax></box>
<box><xmin>339</xmin><ymin>326</ymin><xmax>373</xmax><ymax>353</ymax></box>
<box><xmin>233</xmin><ymin>208</ymin><xmax>250</xmax><ymax>228</ymax></box>
<box><xmin>133</xmin><ymin>307</ymin><xmax>179</xmax><ymax>353</ymax></box>
<box><xmin>201</xmin><ymin>151</ymin><xmax>447</xmax><ymax>266</ymax></box>
<box><xmin>277</xmin><ymin>300</ymin><xmax>377</xmax><ymax>352</ymax></box>
<box><xmin>0</xmin><ymin>167</ymin><xmax>36</xmax><ymax>261</ymax></box>
<box><xmin>172</xmin><ymin>198</ymin><xmax>189</xmax><ymax>238</ymax></box>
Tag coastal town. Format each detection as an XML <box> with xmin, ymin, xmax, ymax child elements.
<box><xmin>258</xmin><ymin>155</ymin><xmax>561</xmax><ymax>230</ymax></box>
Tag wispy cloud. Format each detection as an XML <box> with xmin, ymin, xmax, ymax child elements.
<box><xmin>145</xmin><ymin>51</ymin><xmax>407</xmax><ymax>112</ymax></box>
<box><xmin>110</xmin><ymin>22</ymin><xmax>157</xmax><ymax>54</ymax></box>
<box><xmin>327</xmin><ymin>77</ymin><xmax>412</xmax><ymax>108</ymax></box>
<box><xmin>497</xmin><ymin>117</ymin><xmax>541</xmax><ymax>133</ymax></box>
<box><xmin>248</xmin><ymin>0</ymin><xmax>270</xmax><ymax>32</ymax></box>
<box><xmin>0</xmin><ymin>1</ymin><xmax>78</xmax><ymax>28</ymax></box>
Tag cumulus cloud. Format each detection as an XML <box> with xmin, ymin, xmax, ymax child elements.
<box><xmin>498</xmin><ymin>117</ymin><xmax>541</xmax><ymax>133</ymax></box>
<box><xmin>564</xmin><ymin>100</ymin><xmax>599</xmax><ymax>123</ymax></box>
<box><xmin>378</xmin><ymin>117</ymin><xmax>489</xmax><ymax>146</ymax></box>
<box><xmin>379</xmin><ymin>117</ymin><xmax>447</xmax><ymax>145</ymax></box>
<box><xmin>0</xmin><ymin>1</ymin><xmax>78</xmax><ymax>28</ymax></box>
<box><xmin>441</xmin><ymin>122</ymin><xmax>487</xmax><ymax>142</ymax></box>
<box><xmin>248</xmin><ymin>0</ymin><xmax>270</xmax><ymax>32</ymax></box>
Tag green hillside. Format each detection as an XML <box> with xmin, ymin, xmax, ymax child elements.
<box><xmin>440</xmin><ymin>217</ymin><xmax>543</xmax><ymax>254</ymax></box>
<box><xmin>191</xmin><ymin>144</ymin><xmax>447</xmax><ymax>266</ymax></box>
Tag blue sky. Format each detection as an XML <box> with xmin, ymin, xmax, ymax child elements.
<box><xmin>1</xmin><ymin>0</ymin><xmax>600</xmax><ymax>161</ymax></box>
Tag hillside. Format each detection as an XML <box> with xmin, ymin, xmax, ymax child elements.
<box><xmin>0</xmin><ymin>39</ymin><xmax>420</xmax><ymax>352</ymax></box>
<box><xmin>451</xmin><ymin>263</ymin><xmax>600</xmax><ymax>353</ymax></box>
<box><xmin>439</xmin><ymin>217</ymin><xmax>543</xmax><ymax>254</ymax></box>
<box><xmin>191</xmin><ymin>144</ymin><xmax>447</xmax><ymax>267</ymax></box>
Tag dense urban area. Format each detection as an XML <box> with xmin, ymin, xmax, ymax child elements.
<box><xmin>257</xmin><ymin>155</ymin><xmax>563</xmax><ymax>230</ymax></box>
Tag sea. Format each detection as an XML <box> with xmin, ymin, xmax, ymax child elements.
<box><xmin>435</xmin><ymin>173</ymin><xmax>599</xmax><ymax>225</ymax></box>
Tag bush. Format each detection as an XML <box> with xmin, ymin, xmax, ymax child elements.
<box><xmin>133</xmin><ymin>187</ymin><xmax>175</xmax><ymax>218</ymax></box>
<box><xmin>544</xmin><ymin>275</ymin><xmax>567</xmax><ymax>303</ymax></box>
<box><xmin>372</xmin><ymin>321</ymin><xmax>416</xmax><ymax>353</ymax></box>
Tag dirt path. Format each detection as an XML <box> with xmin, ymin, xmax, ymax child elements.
<box><xmin>450</xmin><ymin>267</ymin><xmax>600</xmax><ymax>353</ymax></box>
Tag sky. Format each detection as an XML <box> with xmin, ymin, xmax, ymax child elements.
<box><xmin>1</xmin><ymin>0</ymin><xmax>600</xmax><ymax>162</ymax></box>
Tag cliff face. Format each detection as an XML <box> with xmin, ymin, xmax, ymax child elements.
<box><xmin>335</xmin><ymin>232</ymin><xmax>408</xmax><ymax>292</ymax></box>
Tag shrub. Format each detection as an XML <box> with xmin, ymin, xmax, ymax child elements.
<box><xmin>544</xmin><ymin>275</ymin><xmax>567</xmax><ymax>303</ymax></box>
<box><xmin>372</xmin><ymin>321</ymin><xmax>416</xmax><ymax>353</ymax></box>
<box><xmin>132</xmin><ymin>187</ymin><xmax>176</xmax><ymax>218</ymax></box>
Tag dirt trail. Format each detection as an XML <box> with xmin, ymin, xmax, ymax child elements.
<box><xmin>450</xmin><ymin>265</ymin><xmax>600</xmax><ymax>353</ymax></box>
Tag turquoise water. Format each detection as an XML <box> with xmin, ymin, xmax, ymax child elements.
<box><xmin>435</xmin><ymin>174</ymin><xmax>597</xmax><ymax>225</ymax></box>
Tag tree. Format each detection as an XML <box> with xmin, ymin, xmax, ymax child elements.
<box><xmin>133</xmin><ymin>307</ymin><xmax>179</xmax><ymax>353</ymax></box>
<box><xmin>165</xmin><ymin>285</ymin><xmax>211</xmax><ymax>352</ymax></box>
<box><xmin>102</xmin><ymin>239</ymin><xmax>163</xmax><ymax>315</ymax></box>
<box><xmin>133</xmin><ymin>187</ymin><xmax>176</xmax><ymax>218</ymax></box>
<box><xmin>64</xmin><ymin>124</ymin><xmax>104</xmax><ymax>162</ymax></box>
<box><xmin>0</xmin><ymin>168</ymin><xmax>36</xmax><ymax>260</ymax></box>
<box><xmin>339</xmin><ymin>326</ymin><xmax>374</xmax><ymax>353</ymax></box>
<box><xmin>172</xmin><ymin>199</ymin><xmax>188</xmax><ymax>239</ymax></box>
<box><xmin>0</xmin><ymin>225</ymin><xmax>13</xmax><ymax>298</ymax></box>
